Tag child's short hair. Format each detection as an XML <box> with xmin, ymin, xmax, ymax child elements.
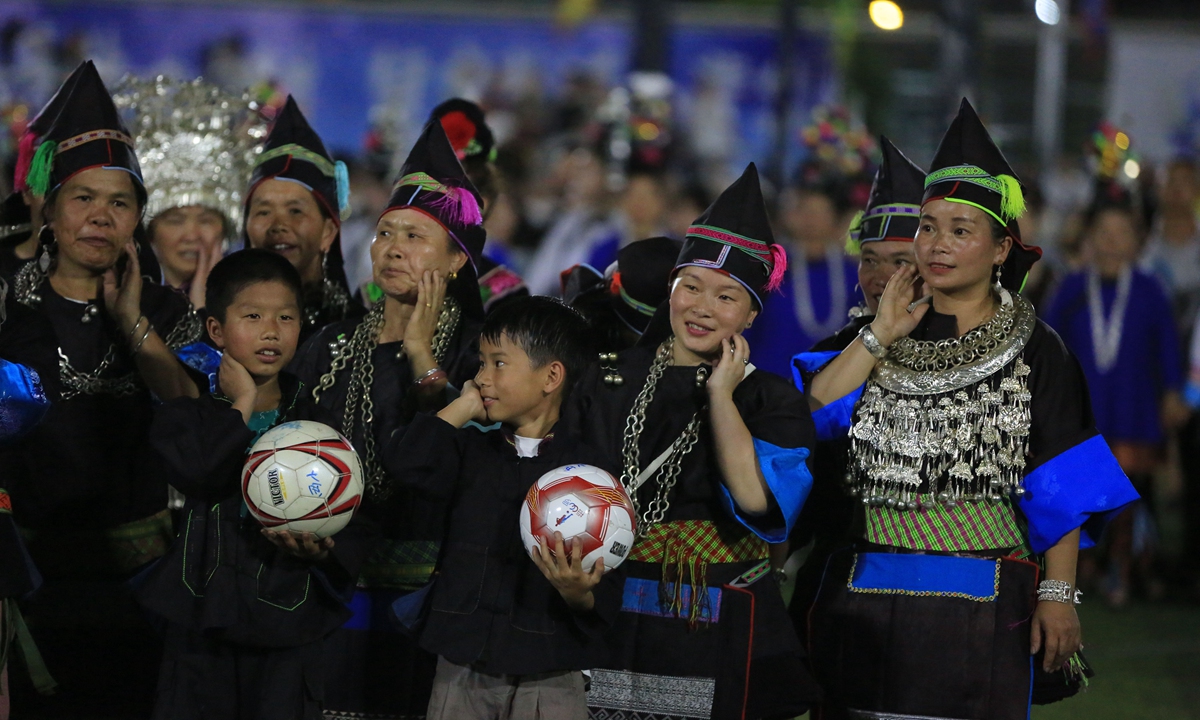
<box><xmin>206</xmin><ymin>249</ymin><xmax>303</xmax><ymax>323</ymax></box>
<box><xmin>481</xmin><ymin>296</ymin><xmax>594</xmax><ymax>391</ymax></box>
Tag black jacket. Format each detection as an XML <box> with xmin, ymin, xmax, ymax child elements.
<box><xmin>136</xmin><ymin>373</ymin><xmax>379</xmax><ymax>648</ymax></box>
<box><xmin>380</xmin><ymin>413</ymin><xmax>622</xmax><ymax>675</ymax></box>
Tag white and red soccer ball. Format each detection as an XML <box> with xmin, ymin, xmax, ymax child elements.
<box><xmin>242</xmin><ymin>421</ymin><xmax>364</xmax><ymax>539</ymax></box>
<box><xmin>520</xmin><ymin>464</ymin><xmax>637</xmax><ymax>574</ymax></box>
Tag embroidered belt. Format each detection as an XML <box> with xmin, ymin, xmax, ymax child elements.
<box><xmin>627</xmin><ymin>520</ymin><xmax>769</xmax><ymax>626</ymax></box>
<box><xmin>104</xmin><ymin>509</ymin><xmax>173</xmax><ymax>573</ymax></box>
<box><xmin>358</xmin><ymin>539</ymin><xmax>440</xmax><ymax>590</ymax></box>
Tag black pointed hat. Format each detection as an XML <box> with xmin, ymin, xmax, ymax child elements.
<box><xmin>675</xmin><ymin>162</ymin><xmax>784</xmax><ymax>309</ymax></box>
<box><xmin>13</xmin><ymin>62</ymin><xmax>87</xmax><ymax>193</ymax></box>
<box><xmin>923</xmin><ymin>98</ymin><xmax>1041</xmax><ymax>291</ymax></box>
<box><xmin>246</xmin><ymin>95</ymin><xmax>348</xmax><ymax>225</ymax></box>
<box><xmin>245</xmin><ymin>95</ymin><xmax>350</xmax><ymax>293</ymax></box>
<box><xmin>385</xmin><ymin>120</ymin><xmax>488</xmax><ymax>319</ymax></box>
<box><xmin>612</xmin><ymin>236</ymin><xmax>681</xmax><ymax>334</ymax></box>
<box><xmin>24</xmin><ymin>61</ymin><xmax>143</xmax><ymax>203</ymax></box>
<box><xmin>846</xmin><ymin>136</ymin><xmax>925</xmax><ymax>253</ymax></box>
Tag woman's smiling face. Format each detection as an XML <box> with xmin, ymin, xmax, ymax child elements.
<box><xmin>915</xmin><ymin>199</ymin><xmax>1010</xmax><ymax>294</ymax></box>
<box><xmin>668</xmin><ymin>266</ymin><xmax>758</xmax><ymax>361</ymax></box>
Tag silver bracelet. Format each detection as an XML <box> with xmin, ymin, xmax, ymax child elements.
<box><xmin>859</xmin><ymin>324</ymin><xmax>888</xmax><ymax>359</ymax></box>
<box><xmin>1037</xmin><ymin>579</ymin><xmax>1082</xmax><ymax>605</ymax></box>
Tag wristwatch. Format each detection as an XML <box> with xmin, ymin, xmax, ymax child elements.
<box><xmin>859</xmin><ymin>324</ymin><xmax>889</xmax><ymax>360</ymax></box>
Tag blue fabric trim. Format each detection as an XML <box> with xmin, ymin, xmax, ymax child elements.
<box><xmin>790</xmin><ymin>350</ymin><xmax>841</xmax><ymax>393</ymax></box>
<box><xmin>343</xmin><ymin>588</ymin><xmax>407</xmax><ymax>632</ymax></box>
<box><xmin>0</xmin><ymin>358</ymin><xmax>49</xmax><ymax>441</ymax></box>
<box><xmin>849</xmin><ymin>552</ymin><xmax>999</xmax><ymax>601</ymax></box>
<box><xmin>174</xmin><ymin>342</ymin><xmax>222</xmax><ymax>394</ymax></box>
<box><xmin>811</xmin><ymin>384</ymin><xmax>863</xmax><ymax>442</ymax></box>
<box><xmin>1185</xmin><ymin>382</ymin><xmax>1200</xmax><ymax>410</ymax></box>
<box><xmin>620</xmin><ymin>577</ymin><xmax>722</xmax><ymax>623</ymax></box>
<box><xmin>717</xmin><ymin>438</ymin><xmax>812</xmax><ymax>543</ymax></box>
<box><xmin>1020</xmin><ymin>434</ymin><xmax>1140</xmax><ymax>553</ymax></box>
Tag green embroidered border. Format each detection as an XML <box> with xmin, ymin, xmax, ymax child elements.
<box><xmin>254</xmin><ymin>143</ymin><xmax>336</xmax><ymax>177</ymax></box>
<box><xmin>845</xmin><ymin>552</ymin><xmax>1002</xmax><ymax>602</ymax></box>
<box><xmin>619</xmin><ymin>285</ymin><xmax>657</xmax><ymax>317</ymax></box>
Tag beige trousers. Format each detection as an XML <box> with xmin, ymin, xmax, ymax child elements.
<box><xmin>425</xmin><ymin>655</ymin><xmax>588</xmax><ymax>720</ymax></box>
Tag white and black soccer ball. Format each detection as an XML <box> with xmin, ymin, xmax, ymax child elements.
<box><xmin>520</xmin><ymin>464</ymin><xmax>637</xmax><ymax>573</ymax></box>
<box><xmin>242</xmin><ymin>421</ymin><xmax>364</xmax><ymax>539</ymax></box>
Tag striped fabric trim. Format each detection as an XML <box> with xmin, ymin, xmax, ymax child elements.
<box><xmin>685</xmin><ymin>224</ymin><xmax>773</xmax><ymax>266</ymax></box>
<box><xmin>860</xmin><ymin>203</ymin><xmax>921</xmax><ymax>223</ymax></box>
<box><xmin>254</xmin><ymin>143</ymin><xmax>336</xmax><ymax>177</ymax></box>
<box><xmin>392</xmin><ymin>171</ymin><xmax>453</xmax><ymax>196</ymax></box>
<box><xmin>619</xmin><ymin>284</ymin><xmax>657</xmax><ymax>317</ymax></box>
<box><xmin>56</xmin><ymin>129</ymin><xmax>135</xmax><ymax>154</ymax></box>
<box><xmin>865</xmin><ymin>496</ymin><xmax>1025</xmax><ymax>552</ymax></box>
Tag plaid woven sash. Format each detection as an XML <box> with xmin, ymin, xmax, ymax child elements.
<box><xmin>629</xmin><ymin>520</ymin><xmax>769</xmax><ymax>626</ymax></box>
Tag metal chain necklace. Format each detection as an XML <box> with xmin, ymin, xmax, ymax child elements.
<box><xmin>619</xmin><ymin>337</ymin><xmax>704</xmax><ymax>532</ymax></box>
<box><xmin>57</xmin><ymin>345</ymin><xmax>139</xmax><ymax>400</ymax></box>
<box><xmin>792</xmin><ymin>245</ymin><xmax>850</xmax><ymax>339</ymax></box>
<box><xmin>313</xmin><ymin>296</ymin><xmax>462</xmax><ymax>498</ymax></box>
<box><xmin>1086</xmin><ymin>268</ymin><xmax>1132</xmax><ymax>374</ymax></box>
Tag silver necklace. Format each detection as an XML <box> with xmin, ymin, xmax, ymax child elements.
<box><xmin>1086</xmin><ymin>268</ymin><xmax>1132</xmax><ymax>374</ymax></box>
<box><xmin>313</xmin><ymin>297</ymin><xmax>462</xmax><ymax>498</ymax></box>
<box><xmin>792</xmin><ymin>244</ymin><xmax>849</xmax><ymax>338</ymax></box>
<box><xmin>618</xmin><ymin>339</ymin><xmax>705</xmax><ymax>532</ymax></box>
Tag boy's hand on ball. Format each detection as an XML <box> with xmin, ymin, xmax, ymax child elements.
<box><xmin>531</xmin><ymin>532</ymin><xmax>602</xmax><ymax>612</ymax></box>
<box><xmin>262</xmin><ymin>528</ymin><xmax>334</xmax><ymax>562</ymax></box>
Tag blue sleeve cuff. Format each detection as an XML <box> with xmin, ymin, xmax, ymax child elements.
<box><xmin>0</xmin><ymin>358</ymin><xmax>49</xmax><ymax>441</ymax></box>
<box><xmin>1019</xmin><ymin>434</ymin><xmax>1140</xmax><ymax>553</ymax></box>
<box><xmin>174</xmin><ymin>342</ymin><xmax>223</xmax><ymax>394</ymax></box>
<box><xmin>717</xmin><ymin>438</ymin><xmax>813</xmax><ymax>543</ymax></box>
<box><xmin>1184</xmin><ymin>382</ymin><xmax>1200</xmax><ymax>409</ymax></box>
<box><xmin>811</xmin><ymin>384</ymin><xmax>863</xmax><ymax>441</ymax></box>
<box><xmin>791</xmin><ymin>350</ymin><xmax>842</xmax><ymax>394</ymax></box>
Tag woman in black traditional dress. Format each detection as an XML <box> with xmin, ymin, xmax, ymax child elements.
<box><xmin>570</xmin><ymin>163</ymin><xmax>820</xmax><ymax>720</ymax></box>
<box><xmin>291</xmin><ymin>120</ymin><xmax>487</xmax><ymax>719</ymax></box>
<box><xmin>787</xmin><ymin>136</ymin><xmax>924</xmax><ymax>636</ymax></box>
<box><xmin>0</xmin><ymin>61</ymin><xmax>203</xmax><ymax>717</ymax></box>
<box><xmin>806</xmin><ymin>99</ymin><xmax>1140</xmax><ymax>720</ymax></box>
<box><xmin>244</xmin><ymin>96</ymin><xmax>362</xmax><ymax>345</ymax></box>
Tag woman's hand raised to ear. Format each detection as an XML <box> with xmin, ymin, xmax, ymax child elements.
<box><xmin>869</xmin><ymin>264</ymin><xmax>931</xmax><ymax>348</ymax></box>
<box><xmin>404</xmin><ymin>270</ymin><xmax>448</xmax><ymax>361</ymax></box>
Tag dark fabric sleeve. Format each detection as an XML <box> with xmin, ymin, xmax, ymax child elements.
<box><xmin>289</xmin><ymin>325</ymin><xmax>336</xmax><ymax>389</ymax></box>
<box><xmin>1025</xmin><ymin>322</ymin><xmax>1095</xmax><ymax>466</ymax></box>
<box><xmin>149</xmin><ymin>396</ymin><xmax>255</xmax><ymax>501</ymax></box>
<box><xmin>1019</xmin><ymin>321</ymin><xmax>1139</xmax><ymax>552</ymax></box>
<box><xmin>377</xmin><ymin>411</ymin><xmax>465</xmax><ymax>500</ymax></box>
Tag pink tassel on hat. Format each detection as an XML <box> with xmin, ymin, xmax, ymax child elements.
<box><xmin>13</xmin><ymin>132</ymin><xmax>37</xmax><ymax>192</ymax></box>
<box><xmin>765</xmin><ymin>244</ymin><xmax>787</xmax><ymax>292</ymax></box>
<box><xmin>426</xmin><ymin>185</ymin><xmax>483</xmax><ymax>228</ymax></box>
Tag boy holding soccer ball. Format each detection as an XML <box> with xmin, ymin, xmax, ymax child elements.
<box><xmin>379</xmin><ymin>295</ymin><xmax>621</xmax><ymax>720</ymax></box>
<box><xmin>136</xmin><ymin>249</ymin><xmax>378</xmax><ymax>720</ymax></box>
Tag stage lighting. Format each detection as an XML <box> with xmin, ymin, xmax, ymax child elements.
<box><xmin>1035</xmin><ymin>0</ymin><xmax>1061</xmax><ymax>25</ymax></box>
<box><xmin>869</xmin><ymin>1</ymin><xmax>904</xmax><ymax>31</ymax></box>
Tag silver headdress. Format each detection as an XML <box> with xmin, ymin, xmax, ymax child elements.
<box><xmin>113</xmin><ymin>75</ymin><xmax>267</xmax><ymax>237</ymax></box>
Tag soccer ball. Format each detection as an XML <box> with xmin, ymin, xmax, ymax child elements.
<box><xmin>520</xmin><ymin>464</ymin><xmax>636</xmax><ymax>574</ymax></box>
<box><xmin>242</xmin><ymin>421</ymin><xmax>364</xmax><ymax>539</ymax></box>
